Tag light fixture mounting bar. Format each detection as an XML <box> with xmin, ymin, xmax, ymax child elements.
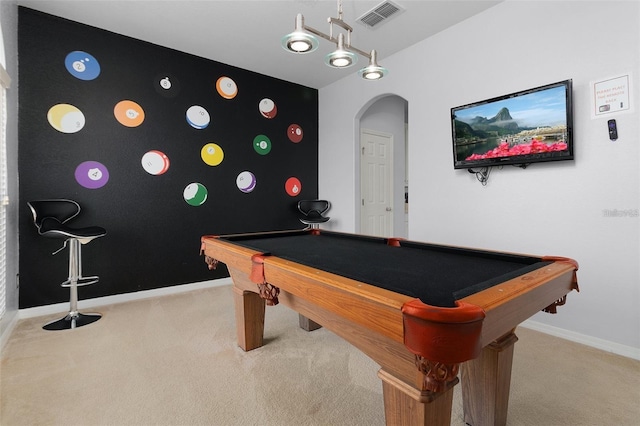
<box><xmin>328</xmin><ymin>16</ymin><xmax>353</xmax><ymax>33</ymax></box>
<box><xmin>299</xmin><ymin>20</ymin><xmax>372</xmax><ymax>60</ymax></box>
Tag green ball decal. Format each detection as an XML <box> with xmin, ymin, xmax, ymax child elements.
<box><xmin>183</xmin><ymin>183</ymin><xmax>207</xmax><ymax>206</ymax></box>
<box><xmin>253</xmin><ymin>134</ymin><xmax>271</xmax><ymax>155</ymax></box>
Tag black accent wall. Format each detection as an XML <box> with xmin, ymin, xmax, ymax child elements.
<box><xmin>18</xmin><ymin>8</ymin><xmax>318</xmax><ymax>308</ymax></box>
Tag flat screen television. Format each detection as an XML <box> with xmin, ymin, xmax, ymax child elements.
<box><xmin>451</xmin><ymin>80</ymin><xmax>573</xmax><ymax>169</ymax></box>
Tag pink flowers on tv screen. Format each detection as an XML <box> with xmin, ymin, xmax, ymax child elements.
<box><xmin>465</xmin><ymin>140</ymin><xmax>568</xmax><ymax>161</ymax></box>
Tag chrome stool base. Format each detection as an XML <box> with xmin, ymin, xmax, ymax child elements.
<box><xmin>42</xmin><ymin>238</ymin><xmax>102</xmax><ymax>331</ymax></box>
<box><xmin>43</xmin><ymin>312</ymin><xmax>102</xmax><ymax>331</ymax></box>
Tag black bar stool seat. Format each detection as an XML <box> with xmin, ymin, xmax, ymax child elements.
<box><xmin>298</xmin><ymin>200</ymin><xmax>331</xmax><ymax>229</ymax></box>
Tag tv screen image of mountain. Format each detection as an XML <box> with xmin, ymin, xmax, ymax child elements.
<box><xmin>451</xmin><ymin>80</ymin><xmax>573</xmax><ymax>169</ymax></box>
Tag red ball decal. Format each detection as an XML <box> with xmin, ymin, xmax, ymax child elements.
<box><xmin>287</xmin><ymin>124</ymin><xmax>303</xmax><ymax>143</ymax></box>
<box><xmin>259</xmin><ymin>98</ymin><xmax>277</xmax><ymax>119</ymax></box>
<box><xmin>285</xmin><ymin>177</ymin><xmax>302</xmax><ymax>196</ymax></box>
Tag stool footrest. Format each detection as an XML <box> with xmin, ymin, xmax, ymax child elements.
<box><xmin>61</xmin><ymin>276</ymin><xmax>99</xmax><ymax>287</ymax></box>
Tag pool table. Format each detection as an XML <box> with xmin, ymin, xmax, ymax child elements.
<box><xmin>200</xmin><ymin>229</ymin><xmax>579</xmax><ymax>426</ymax></box>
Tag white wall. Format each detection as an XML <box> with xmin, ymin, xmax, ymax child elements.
<box><xmin>319</xmin><ymin>1</ymin><xmax>639</xmax><ymax>354</ymax></box>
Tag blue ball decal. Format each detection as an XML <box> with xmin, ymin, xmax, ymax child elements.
<box><xmin>65</xmin><ymin>51</ymin><xmax>101</xmax><ymax>80</ymax></box>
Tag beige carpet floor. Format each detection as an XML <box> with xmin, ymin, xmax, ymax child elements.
<box><xmin>1</xmin><ymin>285</ymin><xmax>639</xmax><ymax>426</ymax></box>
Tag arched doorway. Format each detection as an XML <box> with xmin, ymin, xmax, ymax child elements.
<box><xmin>356</xmin><ymin>95</ymin><xmax>408</xmax><ymax>238</ymax></box>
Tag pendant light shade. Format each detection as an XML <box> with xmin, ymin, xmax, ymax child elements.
<box><xmin>324</xmin><ymin>34</ymin><xmax>357</xmax><ymax>68</ymax></box>
<box><xmin>358</xmin><ymin>50</ymin><xmax>388</xmax><ymax>80</ymax></box>
<box><xmin>281</xmin><ymin>14</ymin><xmax>319</xmax><ymax>53</ymax></box>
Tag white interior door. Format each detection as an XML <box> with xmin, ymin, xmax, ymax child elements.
<box><xmin>360</xmin><ymin>129</ymin><xmax>393</xmax><ymax>237</ymax></box>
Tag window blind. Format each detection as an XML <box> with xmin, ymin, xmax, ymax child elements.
<box><xmin>0</xmin><ymin>63</ymin><xmax>11</xmax><ymax>320</ymax></box>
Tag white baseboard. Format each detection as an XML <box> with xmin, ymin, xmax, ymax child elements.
<box><xmin>521</xmin><ymin>319</ymin><xmax>640</xmax><ymax>361</ymax></box>
<box><xmin>18</xmin><ymin>278</ymin><xmax>233</xmax><ymax>320</ymax></box>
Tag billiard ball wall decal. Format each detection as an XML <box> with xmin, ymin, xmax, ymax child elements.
<box><xmin>75</xmin><ymin>161</ymin><xmax>109</xmax><ymax>189</ymax></box>
<box><xmin>216</xmin><ymin>76</ymin><xmax>238</xmax><ymax>99</ymax></box>
<box><xmin>46</xmin><ymin>51</ymin><xmax>308</xmax><ymax>207</ymax></box>
<box><xmin>186</xmin><ymin>105</ymin><xmax>211</xmax><ymax>129</ymax></box>
<box><xmin>141</xmin><ymin>150</ymin><xmax>170</xmax><ymax>176</ymax></box>
<box><xmin>201</xmin><ymin>143</ymin><xmax>224</xmax><ymax>166</ymax></box>
<box><xmin>64</xmin><ymin>50</ymin><xmax>101</xmax><ymax>81</ymax></box>
<box><xmin>47</xmin><ymin>104</ymin><xmax>85</xmax><ymax>133</ymax></box>
<box><xmin>154</xmin><ymin>73</ymin><xmax>181</xmax><ymax>98</ymax></box>
<box><xmin>114</xmin><ymin>100</ymin><xmax>145</xmax><ymax>127</ymax></box>
<box><xmin>259</xmin><ymin>98</ymin><xmax>277</xmax><ymax>119</ymax></box>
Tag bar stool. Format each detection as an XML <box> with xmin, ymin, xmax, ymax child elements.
<box><xmin>298</xmin><ymin>200</ymin><xmax>331</xmax><ymax>229</ymax></box>
<box><xmin>27</xmin><ymin>199</ymin><xmax>106</xmax><ymax>330</ymax></box>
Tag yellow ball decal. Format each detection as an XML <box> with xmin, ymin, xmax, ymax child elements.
<box><xmin>47</xmin><ymin>104</ymin><xmax>85</xmax><ymax>133</ymax></box>
<box><xmin>201</xmin><ymin>143</ymin><xmax>224</xmax><ymax>166</ymax></box>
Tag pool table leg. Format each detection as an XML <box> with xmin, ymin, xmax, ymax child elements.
<box><xmin>378</xmin><ymin>369</ymin><xmax>455</xmax><ymax>425</ymax></box>
<box><xmin>461</xmin><ymin>331</ymin><xmax>519</xmax><ymax>426</ymax></box>
<box><xmin>298</xmin><ymin>314</ymin><xmax>322</xmax><ymax>331</ymax></box>
<box><xmin>232</xmin><ymin>285</ymin><xmax>266</xmax><ymax>351</ymax></box>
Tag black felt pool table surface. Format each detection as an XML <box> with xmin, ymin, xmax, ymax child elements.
<box><xmin>226</xmin><ymin>231</ymin><xmax>551</xmax><ymax>308</ymax></box>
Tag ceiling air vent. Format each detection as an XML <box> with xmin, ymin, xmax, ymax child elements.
<box><xmin>357</xmin><ymin>1</ymin><xmax>405</xmax><ymax>29</ymax></box>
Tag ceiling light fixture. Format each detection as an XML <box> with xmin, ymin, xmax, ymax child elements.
<box><xmin>281</xmin><ymin>0</ymin><xmax>388</xmax><ymax>81</ymax></box>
